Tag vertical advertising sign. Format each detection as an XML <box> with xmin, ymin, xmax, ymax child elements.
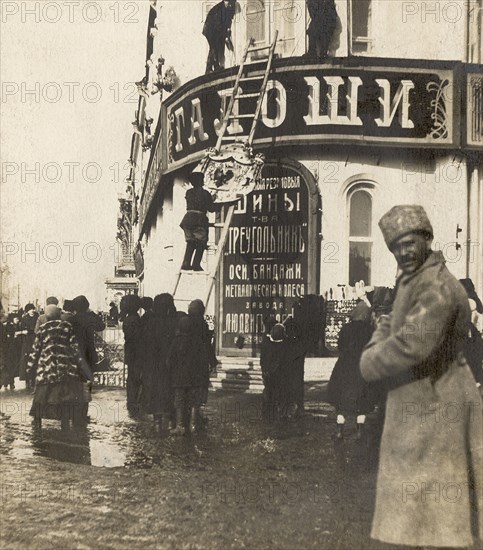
<box><xmin>221</xmin><ymin>164</ymin><xmax>310</xmax><ymax>350</ymax></box>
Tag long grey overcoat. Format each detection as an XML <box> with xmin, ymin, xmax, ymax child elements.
<box><xmin>360</xmin><ymin>251</ymin><xmax>483</xmax><ymax>548</ymax></box>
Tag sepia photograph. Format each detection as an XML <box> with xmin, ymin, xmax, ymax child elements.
<box><xmin>0</xmin><ymin>0</ymin><xmax>482</xmax><ymax>548</ymax></box>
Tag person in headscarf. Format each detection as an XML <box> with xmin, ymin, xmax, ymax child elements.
<box><xmin>35</xmin><ymin>296</ymin><xmax>59</xmax><ymax>333</ymax></box>
<box><xmin>360</xmin><ymin>205</ymin><xmax>483</xmax><ymax>548</ymax></box>
<box><xmin>327</xmin><ymin>301</ymin><xmax>375</xmax><ymax>438</ymax></box>
<box><xmin>142</xmin><ymin>293</ymin><xmax>178</xmax><ymax>430</ymax></box>
<box><xmin>61</xmin><ymin>299</ymin><xmax>75</xmax><ymax>324</ymax></box>
<box><xmin>19</xmin><ymin>303</ymin><xmax>39</xmax><ymax>389</ymax></box>
<box><xmin>27</xmin><ymin>305</ymin><xmax>91</xmax><ymax>429</ymax></box>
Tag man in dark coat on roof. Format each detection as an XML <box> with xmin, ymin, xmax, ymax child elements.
<box><xmin>203</xmin><ymin>0</ymin><xmax>236</xmax><ymax>74</ymax></box>
<box><xmin>306</xmin><ymin>0</ymin><xmax>337</xmax><ymax>59</ymax></box>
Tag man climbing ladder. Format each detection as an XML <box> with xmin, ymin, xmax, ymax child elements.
<box><xmin>179</xmin><ymin>172</ymin><xmax>217</xmax><ymax>271</ymax></box>
<box><xmin>174</xmin><ymin>32</ymin><xmax>278</xmax><ymax>302</ymax></box>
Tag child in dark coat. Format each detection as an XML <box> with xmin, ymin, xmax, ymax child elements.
<box><xmin>260</xmin><ymin>323</ymin><xmax>286</xmax><ymax>421</ymax></box>
<box><xmin>168</xmin><ymin>316</ymin><xmax>206</xmax><ymax>435</ymax></box>
<box><xmin>327</xmin><ymin>301</ymin><xmax>374</xmax><ymax>438</ymax></box>
<box><xmin>260</xmin><ymin>323</ymin><xmax>307</xmax><ymax>420</ymax></box>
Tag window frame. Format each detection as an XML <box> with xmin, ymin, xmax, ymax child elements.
<box><xmin>347</xmin><ymin>184</ymin><xmax>374</xmax><ymax>286</ymax></box>
<box><xmin>348</xmin><ymin>0</ymin><xmax>373</xmax><ymax>55</ymax></box>
<box><xmin>246</xmin><ymin>0</ymin><xmax>299</xmax><ymax>58</ymax></box>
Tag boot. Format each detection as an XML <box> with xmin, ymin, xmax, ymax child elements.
<box><xmin>172</xmin><ymin>408</ymin><xmax>185</xmax><ymax>436</ymax></box>
<box><xmin>191</xmin><ymin>244</ymin><xmax>205</xmax><ymax>271</ymax></box>
<box><xmin>356</xmin><ymin>423</ymin><xmax>365</xmax><ymax>439</ymax></box>
<box><xmin>336</xmin><ymin>424</ymin><xmax>344</xmax><ymax>439</ymax></box>
<box><xmin>193</xmin><ymin>406</ymin><xmax>204</xmax><ymax>432</ymax></box>
<box><xmin>181</xmin><ymin>241</ymin><xmax>196</xmax><ymax>270</ymax></box>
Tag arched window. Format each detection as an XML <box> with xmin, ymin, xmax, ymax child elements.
<box><xmin>348</xmin><ymin>188</ymin><xmax>372</xmax><ymax>285</ymax></box>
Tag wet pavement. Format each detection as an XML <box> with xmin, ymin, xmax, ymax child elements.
<box><xmin>0</xmin><ymin>381</ymin><xmax>396</xmax><ymax>549</ymax></box>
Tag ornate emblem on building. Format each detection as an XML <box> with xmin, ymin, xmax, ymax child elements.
<box><xmin>426</xmin><ymin>79</ymin><xmax>450</xmax><ymax>140</ymax></box>
<box><xmin>194</xmin><ymin>143</ymin><xmax>265</xmax><ymax>204</ymax></box>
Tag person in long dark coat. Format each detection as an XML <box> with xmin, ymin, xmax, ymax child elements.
<box><xmin>2</xmin><ymin>313</ymin><xmax>21</xmax><ymax>389</ymax></box>
<box><xmin>108</xmin><ymin>302</ymin><xmax>119</xmax><ymax>326</ymax></box>
<box><xmin>260</xmin><ymin>323</ymin><xmax>286</xmax><ymax>421</ymax></box>
<box><xmin>19</xmin><ymin>303</ymin><xmax>39</xmax><ymax>389</ymax></box>
<box><xmin>283</xmin><ymin>317</ymin><xmax>310</xmax><ymax>418</ymax></box>
<box><xmin>203</xmin><ymin>0</ymin><xmax>236</xmax><ymax>74</ymax></box>
<box><xmin>71</xmin><ymin>295</ymin><xmax>105</xmax><ymax>373</ymax></box>
<box><xmin>121</xmin><ymin>294</ymin><xmax>143</xmax><ymax>414</ymax></box>
<box><xmin>187</xmin><ymin>299</ymin><xmax>218</xmax><ymax>409</ymax></box>
<box><xmin>168</xmin><ymin>316</ymin><xmax>207</xmax><ymax>435</ymax></box>
<box><xmin>327</xmin><ymin>301</ymin><xmax>374</xmax><ymax>438</ymax></box>
<box><xmin>360</xmin><ymin>205</ymin><xmax>483</xmax><ymax>548</ymax></box>
<box><xmin>306</xmin><ymin>0</ymin><xmax>337</xmax><ymax>59</ymax></box>
<box><xmin>140</xmin><ymin>297</ymin><xmax>153</xmax><ymax>326</ymax></box>
<box><xmin>142</xmin><ymin>294</ymin><xmax>178</xmax><ymax>429</ymax></box>
<box><xmin>260</xmin><ymin>322</ymin><xmax>307</xmax><ymax>420</ymax></box>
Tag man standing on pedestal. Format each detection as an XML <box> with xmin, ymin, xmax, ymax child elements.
<box><xmin>203</xmin><ymin>0</ymin><xmax>236</xmax><ymax>74</ymax></box>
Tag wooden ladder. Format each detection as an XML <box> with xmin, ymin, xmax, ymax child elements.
<box><xmin>173</xmin><ymin>33</ymin><xmax>278</xmax><ymax>307</ymax></box>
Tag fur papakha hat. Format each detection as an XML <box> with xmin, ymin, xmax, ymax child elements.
<box><xmin>379</xmin><ymin>205</ymin><xmax>433</xmax><ymax>248</ymax></box>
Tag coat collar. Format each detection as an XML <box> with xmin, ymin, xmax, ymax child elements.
<box><xmin>397</xmin><ymin>250</ymin><xmax>445</xmax><ymax>286</ymax></box>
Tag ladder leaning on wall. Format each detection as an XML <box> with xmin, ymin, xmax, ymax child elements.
<box><xmin>173</xmin><ymin>32</ymin><xmax>278</xmax><ymax>308</ymax></box>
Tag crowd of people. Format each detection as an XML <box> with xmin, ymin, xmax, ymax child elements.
<box><xmin>120</xmin><ymin>294</ymin><xmax>218</xmax><ymax>435</ymax></box>
<box><xmin>0</xmin><ymin>295</ymin><xmax>105</xmax><ymax>428</ymax></box>
<box><xmin>0</xmin><ymin>203</ymin><xmax>482</xmax><ymax>546</ymax></box>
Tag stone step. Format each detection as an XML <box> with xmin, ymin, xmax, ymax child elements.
<box><xmin>211</xmin><ymin>356</ymin><xmax>264</xmax><ymax>393</ymax></box>
<box><xmin>211</xmin><ymin>379</ymin><xmax>264</xmax><ymax>393</ymax></box>
<box><xmin>214</xmin><ymin>370</ymin><xmax>263</xmax><ymax>382</ymax></box>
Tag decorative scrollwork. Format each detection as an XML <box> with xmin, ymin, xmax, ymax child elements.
<box><xmin>426</xmin><ymin>79</ymin><xmax>450</xmax><ymax>140</ymax></box>
<box><xmin>167</xmin><ymin>113</ymin><xmax>175</xmax><ymax>165</ymax></box>
<box><xmin>193</xmin><ymin>143</ymin><xmax>265</xmax><ymax>204</ymax></box>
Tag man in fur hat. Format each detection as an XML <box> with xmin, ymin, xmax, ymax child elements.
<box><xmin>360</xmin><ymin>205</ymin><xmax>483</xmax><ymax>548</ymax></box>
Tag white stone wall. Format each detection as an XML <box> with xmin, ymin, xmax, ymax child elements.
<box><xmin>371</xmin><ymin>0</ymin><xmax>467</xmax><ymax>61</ymax></box>
<box><xmin>298</xmin><ymin>151</ymin><xmax>469</xmax><ymax>291</ymax></box>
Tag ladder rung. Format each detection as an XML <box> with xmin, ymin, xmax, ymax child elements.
<box><xmin>222</xmin><ymin>136</ymin><xmax>249</xmax><ymax>141</ymax></box>
<box><xmin>228</xmin><ymin>114</ymin><xmax>254</xmax><ymax>119</ymax></box>
<box><xmin>248</xmin><ymin>44</ymin><xmax>271</xmax><ymax>52</ymax></box>
<box><xmin>235</xmin><ymin>93</ymin><xmax>259</xmax><ymax>99</ymax></box>
<box><xmin>239</xmin><ymin>76</ymin><xmax>263</xmax><ymax>82</ymax></box>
